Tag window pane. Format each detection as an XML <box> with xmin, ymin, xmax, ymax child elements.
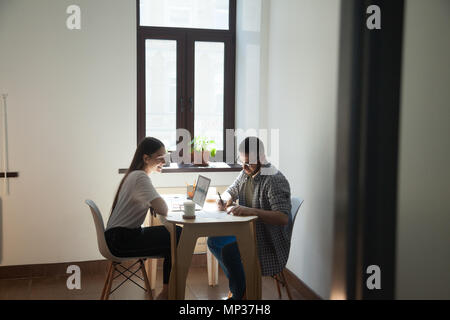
<box><xmin>194</xmin><ymin>41</ymin><xmax>224</xmax><ymax>150</ymax></box>
<box><xmin>140</xmin><ymin>0</ymin><xmax>229</xmax><ymax>30</ymax></box>
<box><xmin>145</xmin><ymin>40</ymin><xmax>177</xmax><ymax>150</ymax></box>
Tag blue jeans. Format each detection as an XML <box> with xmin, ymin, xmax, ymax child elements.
<box><xmin>207</xmin><ymin>236</ymin><xmax>246</xmax><ymax>299</ymax></box>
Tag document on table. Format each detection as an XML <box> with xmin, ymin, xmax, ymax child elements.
<box><xmin>158</xmin><ymin>210</ymin><xmax>229</xmax><ymax>225</ymax></box>
<box><xmin>196</xmin><ymin>210</ymin><xmax>228</xmax><ymax>219</ymax></box>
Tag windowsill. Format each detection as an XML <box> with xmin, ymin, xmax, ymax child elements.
<box><xmin>118</xmin><ymin>162</ymin><xmax>242</xmax><ymax>174</ymax></box>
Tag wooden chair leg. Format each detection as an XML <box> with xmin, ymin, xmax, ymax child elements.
<box><xmin>274</xmin><ymin>274</ymin><xmax>282</xmax><ymax>299</ymax></box>
<box><xmin>101</xmin><ymin>261</ymin><xmax>114</xmax><ymax>300</ymax></box>
<box><xmin>207</xmin><ymin>247</ymin><xmax>219</xmax><ymax>287</ymax></box>
<box><xmin>140</xmin><ymin>259</ymin><xmax>153</xmax><ymax>300</ymax></box>
<box><xmin>103</xmin><ymin>262</ymin><xmax>116</xmax><ymax>300</ymax></box>
<box><xmin>281</xmin><ymin>270</ymin><xmax>293</xmax><ymax>300</ymax></box>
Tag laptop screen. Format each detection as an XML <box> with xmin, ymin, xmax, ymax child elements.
<box><xmin>192</xmin><ymin>175</ymin><xmax>211</xmax><ymax>208</ymax></box>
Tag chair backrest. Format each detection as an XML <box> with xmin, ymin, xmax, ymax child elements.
<box><xmin>85</xmin><ymin>199</ymin><xmax>115</xmax><ymax>261</ymax></box>
<box><xmin>289</xmin><ymin>196</ymin><xmax>304</xmax><ymax>236</ymax></box>
<box><xmin>291</xmin><ymin>196</ymin><xmax>304</xmax><ymax>226</ymax></box>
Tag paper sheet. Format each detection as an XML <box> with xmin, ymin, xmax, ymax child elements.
<box><xmin>196</xmin><ymin>211</ymin><xmax>228</xmax><ymax>219</ymax></box>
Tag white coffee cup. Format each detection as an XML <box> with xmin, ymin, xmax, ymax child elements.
<box><xmin>183</xmin><ymin>201</ymin><xmax>196</xmax><ymax>218</ymax></box>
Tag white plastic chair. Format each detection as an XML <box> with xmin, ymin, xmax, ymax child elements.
<box><xmin>85</xmin><ymin>199</ymin><xmax>157</xmax><ymax>300</ymax></box>
<box><xmin>290</xmin><ymin>197</ymin><xmax>304</xmax><ymax>229</ymax></box>
<box><xmin>272</xmin><ymin>196</ymin><xmax>304</xmax><ymax>300</ymax></box>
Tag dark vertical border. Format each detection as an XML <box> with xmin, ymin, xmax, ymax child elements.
<box><xmin>178</xmin><ymin>34</ymin><xmax>187</xmax><ymax>135</ymax></box>
<box><xmin>136</xmin><ymin>0</ymin><xmax>145</xmax><ymax>144</ymax></box>
<box><xmin>332</xmin><ymin>0</ymin><xmax>404</xmax><ymax>300</ymax></box>
<box><xmin>186</xmin><ymin>34</ymin><xmax>195</xmax><ymax>139</ymax></box>
<box><xmin>224</xmin><ymin>33</ymin><xmax>236</xmax><ymax>162</ymax></box>
<box><xmin>229</xmin><ymin>0</ymin><xmax>237</xmax><ymax>34</ymax></box>
<box><xmin>359</xmin><ymin>0</ymin><xmax>404</xmax><ymax>300</ymax></box>
<box><xmin>225</xmin><ymin>0</ymin><xmax>236</xmax><ymax>161</ymax></box>
<box><xmin>331</xmin><ymin>0</ymin><xmax>363</xmax><ymax>300</ymax></box>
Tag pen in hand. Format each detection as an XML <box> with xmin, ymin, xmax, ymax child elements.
<box><xmin>217</xmin><ymin>192</ymin><xmax>225</xmax><ymax>208</ymax></box>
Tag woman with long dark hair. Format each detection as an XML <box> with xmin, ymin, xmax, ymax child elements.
<box><xmin>105</xmin><ymin>137</ymin><xmax>181</xmax><ymax>300</ymax></box>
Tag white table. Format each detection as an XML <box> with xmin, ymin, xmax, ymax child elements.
<box><xmin>163</xmin><ymin>210</ymin><xmax>262</xmax><ymax>300</ymax></box>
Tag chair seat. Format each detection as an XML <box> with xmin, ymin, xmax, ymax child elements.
<box><xmin>105</xmin><ymin>243</ymin><xmax>165</xmax><ymax>263</ymax></box>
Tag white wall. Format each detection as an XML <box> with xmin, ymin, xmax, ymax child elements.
<box><xmin>0</xmin><ymin>0</ymin><xmax>137</xmax><ymax>266</ymax></box>
<box><xmin>0</xmin><ymin>0</ymin><xmax>237</xmax><ymax>267</ymax></box>
<box><xmin>263</xmin><ymin>0</ymin><xmax>341</xmax><ymax>299</ymax></box>
<box><xmin>396</xmin><ymin>0</ymin><xmax>450</xmax><ymax>299</ymax></box>
<box><xmin>235</xmin><ymin>0</ymin><xmax>265</xmax><ymax>131</ymax></box>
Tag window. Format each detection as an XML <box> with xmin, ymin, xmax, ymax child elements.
<box><xmin>137</xmin><ymin>0</ymin><xmax>236</xmax><ymax>160</ymax></box>
<box><xmin>139</xmin><ymin>0</ymin><xmax>230</xmax><ymax>30</ymax></box>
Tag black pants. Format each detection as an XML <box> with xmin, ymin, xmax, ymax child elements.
<box><xmin>105</xmin><ymin>226</ymin><xmax>182</xmax><ymax>284</ymax></box>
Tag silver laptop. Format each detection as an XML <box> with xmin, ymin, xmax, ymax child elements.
<box><xmin>171</xmin><ymin>175</ymin><xmax>211</xmax><ymax>212</ymax></box>
<box><xmin>192</xmin><ymin>175</ymin><xmax>211</xmax><ymax>209</ymax></box>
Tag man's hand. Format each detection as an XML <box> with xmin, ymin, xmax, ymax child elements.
<box><xmin>228</xmin><ymin>205</ymin><xmax>255</xmax><ymax>217</ymax></box>
<box><xmin>217</xmin><ymin>198</ymin><xmax>235</xmax><ymax>211</ymax></box>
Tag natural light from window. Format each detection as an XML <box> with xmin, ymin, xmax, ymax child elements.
<box><xmin>145</xmin><ymin>39</ymin><xmax>178</xmax><ymax>150</ymax></box>
<box><xmin>140</xmin><ymin>0</ymin><xmax>230</xmax><ymax>30</ymax></box>
<box><xmin>194</xmin><ymin>41</ymin><xmax>225</xmax><ymax>150</ymax></box>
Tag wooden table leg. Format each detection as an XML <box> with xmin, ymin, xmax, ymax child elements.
<box><xmin>207</xmin><ymin>246</ymin><xmax>219</xmax><ymax>287</ymax></box>
<box><xmin>146</xmin><ymin>213</ymin><xmax>158</xmax><ymax>290</ymax></box>
<box><xmin>252</xmin><ymin>221</ymin><xmax>262</xmax><ymax>299</ymax></box>
<box><xmin>234</xmin><ymin>222</ymin><xmax>262</xmax><ymax>300</ymax></box>
<box><xmin>169</xmin><ymin>225</ymin><xmax>198</xmax><ymax>300</ymax></box>
<box><xmin>168</xmin><ymin>223</ymin><xmax>178</xmax><ymax>300</ymax></box>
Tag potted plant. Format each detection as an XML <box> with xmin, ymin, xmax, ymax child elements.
<box><xmin>190</xmin><ymin>136</ymin><xmax>217</xmax><ymax>166</ymax></box>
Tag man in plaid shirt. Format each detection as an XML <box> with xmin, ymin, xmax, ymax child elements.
<box><xmin>208</xmin><ymin>137</ymin><xmax>292</xmax><ymax>300</ymax></box>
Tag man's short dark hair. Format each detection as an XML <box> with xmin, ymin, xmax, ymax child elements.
<box><xmin>238</xmin><ymin>137</ymin><xmax>265</xmax><ymax>163</ymax></box>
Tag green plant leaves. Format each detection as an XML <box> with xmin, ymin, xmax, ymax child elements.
<box><xmin>190</xmin><ymin>135</ymin><xmax>216</xmax><ymax>154</ymax></box>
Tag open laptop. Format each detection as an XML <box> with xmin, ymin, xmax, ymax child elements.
<box><xmin>171</xmin><ymin>175</ymin><xmax>211</xmax><ymax>212</ymax></box>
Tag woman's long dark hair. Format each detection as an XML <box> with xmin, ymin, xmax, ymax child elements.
<box><xmin>111</xmin><ymin>137</ymin><xmax>164</xmax><ymax>214</ymax></box>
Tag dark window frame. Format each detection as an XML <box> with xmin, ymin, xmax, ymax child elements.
<box><xmin>136</xmin><ymin>0</ymin><xmax>236</xmax><ymax>163</ymax></box>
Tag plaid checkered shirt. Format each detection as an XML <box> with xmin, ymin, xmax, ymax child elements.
<box><xmin>226</xmin><ymin>164</ymin><xmax>292</xmax><ymax>276</ymax></box>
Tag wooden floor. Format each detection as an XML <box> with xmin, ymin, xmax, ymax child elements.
<box><xmin>0</xmin><ymin>266</ymin><xmax>304</xmax><ymax>300</ymax></box>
